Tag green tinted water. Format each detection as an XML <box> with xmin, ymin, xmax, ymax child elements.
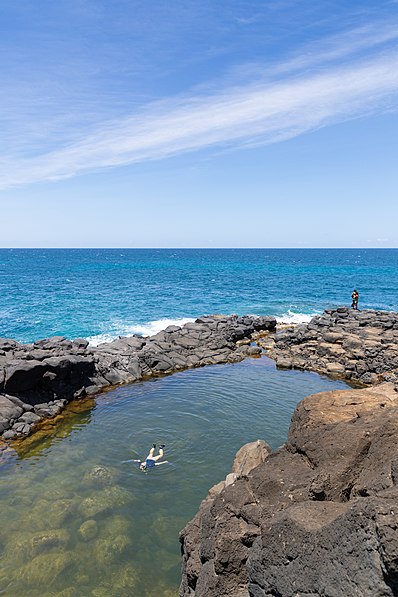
<box><xmin>0</xmin><ymin>357</ymin><xmax>349</xmax><ymax>596</ymax></box>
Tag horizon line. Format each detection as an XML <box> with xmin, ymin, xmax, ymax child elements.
<box><xmin>0</xmin><ymin>247</ymin><xmax>397</xmax><ymax>251</ymax></box>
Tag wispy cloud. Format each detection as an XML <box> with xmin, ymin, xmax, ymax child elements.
<box><xmin>1</xmin><ymin>24</ymin><xmax>398</xmax><ymax>189</ymax></box>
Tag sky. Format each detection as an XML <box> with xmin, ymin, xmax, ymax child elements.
<box><xmin>0</xmin><ymin>0</ymin><xmax>397</xmax><ymax>248</ymax></box>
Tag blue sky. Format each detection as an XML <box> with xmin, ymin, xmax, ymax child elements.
<box><xmin>1</xmin><ymin>0</ymin><xmax>397</xmax><ymax>247</ymax></box>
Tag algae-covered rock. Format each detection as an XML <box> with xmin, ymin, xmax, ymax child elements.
<box><xmin>79</xmin><ymin>486</ymin><xmax>132</xmax><ymax>518</ymax></box>
<box><xmin>4</xmin><ymin>529</ymin><xmax>70</xmax><ymax>565</ymax></box>
<box><xmin>146</xmin><ymin>584</ymin><xmax>178</xmax><ymax>597</ymax></box>
<box><xmin>73</xmin><ymin>572</ymin><xmax>90</xmax><ymax>586</ymax></box>
<box><xmin>101</xmin><ymin>514</ymin><xmax>132</xmax><ymax>539</ymax></box>
<box><xmin>30</xmin><ymin>498</ymin><xmax>76</xmax><ymax>529</ymax></box>
<box><xmin>92</xmin><ymin>563</ymin><xmax>139</xmax><ymax>597</ymax></box>
<box><xmin>82</xmin><ymin>465</ymin><xmax>119</xmax><ymax>487</ymax></box>
<box><xmin>21</xmin><ymin>551</ymin><xmax>73</xmax><ymax>585</ymax></box>
<box><xmin>94</xmin><ymin>534</ymin><xmax>131</xmax><ymax>566</ymax></box>
<box><xmin>40</xmin><ymin>485</ymin><xmax>75</xmax><ymax>502</ymax></box>
<box><xmin>91</xmin><ymin>588</ymin><xmax>110</xmax><ymax>597</ymax></box>
<box><xmin>30</xmin><ymin>528</ymin><xmax>70</xmax><ymax>556</ymax></box>
<box><xmin>42</xmin><ymin>589</ymin><xmax>78</xmax><ymax>597</ymax></box>
<box><xmin>78</xmin><ymin>519</ymin><xmax>98</xmax><ymax>542</ymax></box>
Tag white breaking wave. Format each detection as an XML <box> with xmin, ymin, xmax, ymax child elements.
<box><xmin>275</xmin><ymin>310</ymin><xmax>317</xmax><ymax>325</ymax></box>
<box><xmin>87</xmin><ymin>317</ymin><xmax>196</xmax><ymax>346</ymax></box>
<box><xmin>126</xmin><ymin>317</ymin><xmax>196</xmax><ymax>337</ymax></box>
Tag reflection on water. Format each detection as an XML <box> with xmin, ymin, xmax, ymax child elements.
<box><xmin>0</xmin><ymin>357</ymin><xmax>349</xmax><ymax>596</ymax></box>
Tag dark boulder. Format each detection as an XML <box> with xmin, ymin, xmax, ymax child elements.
<box><xmin>180</xmin><ymin>382</ymin><xmax>398</xmax><ymax>596</ymax></box>
<box><xmin>4</xmin><ymin>360</ymin><xmax>47</xmax><ymax>393</ymax></box>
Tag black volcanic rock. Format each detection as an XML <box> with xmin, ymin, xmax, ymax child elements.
<box><xmin>270</xmin><ymin>308</ymin><xmax>398</xmax><ymax>387</ymax></box>
<box><xmin>0</xmin><ymin>315</ymin><xmax>276</xmax><ymax>440</ymax></box>
<box><xmin>179</xmin><ymin>382</ymin><xmax>398</xmax><ymax>596</ymax></box>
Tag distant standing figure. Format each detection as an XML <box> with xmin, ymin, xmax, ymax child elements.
<box><xmin>139</xmin><ymin>444</ymin><xmax>166</xmax><ymax>471</ymax></box>
<box><xmin>351</xmin><ymin>289</ymin><xmax>359</xmax><ymax>310</ymax></box>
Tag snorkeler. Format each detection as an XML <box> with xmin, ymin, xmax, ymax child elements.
<box><xmin>138</xmin><ymin>444</ymin><xmax>166</xmax><ymax>471</ymax></box>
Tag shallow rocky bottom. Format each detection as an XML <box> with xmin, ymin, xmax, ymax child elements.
<box><xmin>0</xmin><ymin>357</ymin><xmax>348</xmax><ymax>596</ymax></box>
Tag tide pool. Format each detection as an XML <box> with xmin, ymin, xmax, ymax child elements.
<box><xmin>0</xmin><ymin>357</ymin><xmax>349</xmax><ymax>596</ymax></box>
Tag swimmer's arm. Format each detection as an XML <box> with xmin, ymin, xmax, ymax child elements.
<box><xmin>154</xmin><ymin>460</ymin><xmax>169</xmax><ymax>466</ymax></box>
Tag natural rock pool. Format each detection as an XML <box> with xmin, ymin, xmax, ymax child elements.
<box><xmin>0</xmin><ymin>357</ymin><xmax>349</xmax><ymax>596</ymax></box>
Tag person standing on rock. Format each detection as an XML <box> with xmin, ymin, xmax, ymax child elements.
<box><xmin>139</xmin><ymin>444</ymin><xmax>166</xmax><ymax>471</ymax></box>
<box><xmin>351</xmin><ymin>289</ymin><xmax>359</xmax><ymax>310</ymax></box>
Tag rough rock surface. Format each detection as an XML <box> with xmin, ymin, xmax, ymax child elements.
<box><xmin>270</xmin><ymin>307</ymin><xmax>398</xmax><ymax>386</ymax></box>
<box><xmin>0</xmin><ymin>315</ymin><xmax>276</xmax><ymax>440</ymax></box>
<box><xmin>179</xmin><ymin>382</ymin><xmax>398</xmax><ymax>596</ymax></box>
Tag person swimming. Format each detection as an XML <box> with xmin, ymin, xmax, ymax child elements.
<box><xmin>139</xmin><ymin>444</ymin><xmax>166</xmax><ymax>471</ymax></box>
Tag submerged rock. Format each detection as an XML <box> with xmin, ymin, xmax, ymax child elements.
<box><xmin>78</xmin><ymin>519</ymin><xmax>98</xmax><ymax>542</ymax></box>
<box><xmin>93</xmin><ymin>534</ymin><xmax>131</xmax><ymax>566</ymax></box>
<box><xmin>21</xmin><ymin>550</ymin><xmax>73</xmax><ymax>585</ymax></box>
<box><xmin>101</xmin><ymin>514</ymin><xmax>133</xmax><ymax>539</ymax></box>
<box><xmin>82</xmin><ymin>464</ymin><xmax>119</xmax><ymax>487</ymax></box>
<box><xmin>79</xmin><ymin>486</ymin><xmax>132</xmax><ymax>518</ymax></box>
<box><xmin>91</xmin><ymin>563</ymin><xmax>139</xmax><ymax>597</ymax></box>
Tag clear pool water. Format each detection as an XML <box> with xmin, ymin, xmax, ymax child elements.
<box><xmin>0</xmin><ymin>357</ymin><xmax>349</xmax><ymax>596</ymax></box>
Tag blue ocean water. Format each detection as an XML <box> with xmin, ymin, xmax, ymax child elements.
<box><xmin>0</xmin><ymin>248</ymin><xmax>397</xmax><ymax>343</ymax></box>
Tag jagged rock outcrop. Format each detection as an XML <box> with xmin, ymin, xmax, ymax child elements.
<box><xmin>0</xmin><ymin>315</ymin><xmax>276</xmax><ymax>440</ymax></box>
<box><xmin>270</xmin><ymin>308</ymin><xmax>398</xmax><ymax>386</ymax></box>
<box><xmin>179</xmin><ymin>382</ymin><xmax>398</xmax><ymax>596</ymax></box>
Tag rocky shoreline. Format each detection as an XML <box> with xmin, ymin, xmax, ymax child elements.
<box><xmin>179</xmin><ymin>308</ymin><xmax>398</xmax><ymax>596</ymax></box>
<box><xmin>3</xmin><ymin>307</ymin><xmax>398</xmax><ymax>595</ymax></box>
<box><xmin>270</xmin><ymin>307</ymin><xmax>398</xmax><ymax>387</ymax></box>
<box><xmin>0</xmin><ymin>315</ymin><xmax>276</xmax><ymax>441</ymax></box>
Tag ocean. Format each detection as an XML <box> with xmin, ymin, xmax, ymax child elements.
<box><xmin>0</xmin><ymin>248</ymin><xmax>397</xmax><ymax>596</ymax></box>
<box><xmin>1</xmin><ymin>248</ymin><xmax>397</xmax><ymax>343</ymax></box>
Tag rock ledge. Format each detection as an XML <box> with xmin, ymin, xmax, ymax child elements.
<box><xmin>0</xmin><ymin>315</ymin><xmax>276</xmax><ymax>440</ymax></box>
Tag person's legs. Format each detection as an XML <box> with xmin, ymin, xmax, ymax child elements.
<box><xmin>146</xmin><ymin>446</ymin><xmax>155</xmax><ymax>460</ymax></box>
<box><xmin>152</xmin><ymin>447</ymin><xmax>164</xmax><ymax>462</ymax></box>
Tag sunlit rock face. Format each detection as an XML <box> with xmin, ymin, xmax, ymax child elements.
<box><xmin>179</xmin><ymin>382</ymin><xmax>398</xmax><ymax>597</ymax></box>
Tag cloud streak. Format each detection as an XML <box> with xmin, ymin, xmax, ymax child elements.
<box><xmin>1</xmin><ymin>30</ymin><xmax>398</xmax><ymax>189</ymax></box>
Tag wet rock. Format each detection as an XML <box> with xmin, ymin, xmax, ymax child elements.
<box><xmin>82</xmin><ymin>465</ymin><xmax>119</xmax><ymax>487</ymax></box>
<box><xmin>78</xmin><ymin>519</ymin><xmax>98</xmax><ymax>542</ymax></box>
<box><xmin>102</xmin><ymin>514</ymin><xmax>133</xmax><ymax>539</ymax></box>
<box><xmin>79</xmin><ymin>486</ymin><xmax>132</xmax><ymax>518</ymax></box>
<box><xmin>92</xmin><ymin>563</ymin><xmax>139</xmax><ymax>596</ymax></box>
<box><xmin>30</xmin><ymin>498</ymin><xmax>76</xmax><ymax>530</ymax></box>
<box><xmin>94</xmin><ymin>534</ymin><xmax>131</xmax><ymax>565</ymax></box>
<box><xmin>21</xmin><ymin>550</ymin><xmax>73</xmax><ymax>585</ymax></box>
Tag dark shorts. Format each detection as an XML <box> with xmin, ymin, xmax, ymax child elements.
<box><xmin>145</xmin><ymin>458</ymin><xmax>156</xmax><ymax>468</ymax></box>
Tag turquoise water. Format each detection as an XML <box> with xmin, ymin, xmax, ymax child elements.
<box><xmin>0</xmin><ymin>248</ymin><xmax>392</xmax><ymax>595</ymax></box>
<box><xmin>0</xmin><ymin>248</ymin><xmax>397</xmax><ymax>343</ymax></box>
<box><xmin>0</xmin><ymin>357</ymin><xmax>349</xmax><ymax>596</ymax></box>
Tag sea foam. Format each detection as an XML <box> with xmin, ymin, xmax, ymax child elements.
<box><xmin>275</xmin><ymin>310</ymin><xmax>317</xmax><ymax>325</ymax></box>
<box><xmin>87</xmin><ymin>317</ymin><xmax>196</xmax><ymax>346</ymax></box>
